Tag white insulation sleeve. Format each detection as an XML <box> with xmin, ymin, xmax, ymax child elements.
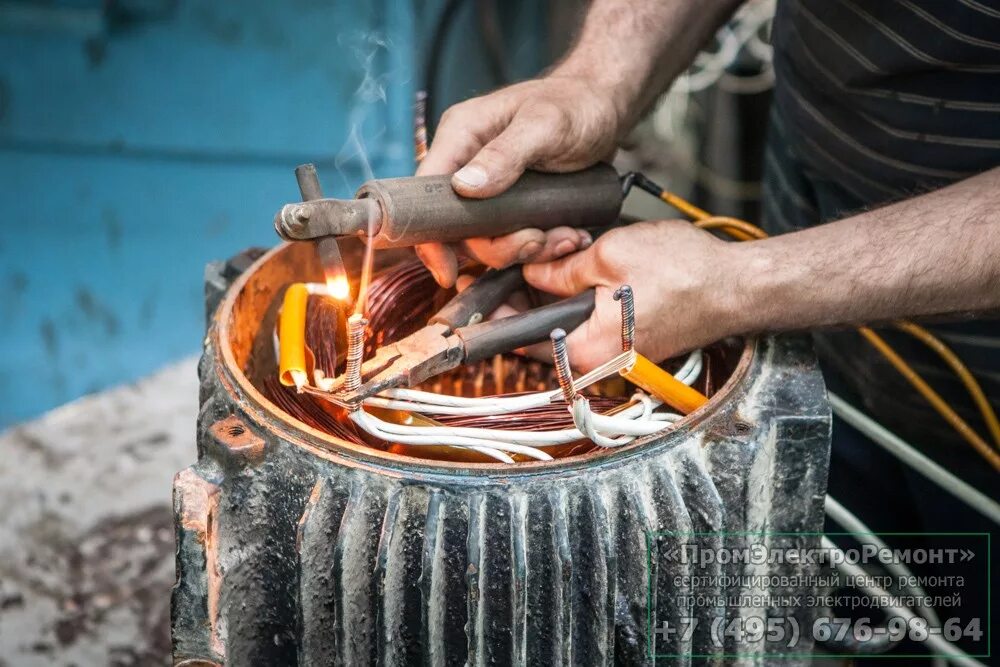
<box><xmin>348</xmin><ymin>351</ymin><xmax>702</xmax><ymax>461</ymax></box>
<box><xmin>351</xmin><ymin>410</ymin><xmax>552</xmax><ymax>461</ymax></box>
<box><xmin>368</xmin><ymin>350</ymin><xmax>703</xmax><ymax>416</ymax></box>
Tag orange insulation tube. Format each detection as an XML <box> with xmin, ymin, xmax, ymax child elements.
<box><xmin>279</xmin><ymin>283</ymin><xmax>312</xmax><ymax>388</ymax></box>
<box><xmin>621</xmin><ymin>353</ymin><xmax>708</xmax><ymax>415</ymax></box>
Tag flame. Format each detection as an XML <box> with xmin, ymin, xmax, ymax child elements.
<box><xmin>326</xmin><ymin>273</ymin><xmax>351</xmax><ymax>301</ymax></box>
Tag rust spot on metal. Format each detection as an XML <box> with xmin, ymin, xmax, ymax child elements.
<box><xmin>174</xmin><ymin>468</ymin><xmax>218</xmax><ymax>541</ymax></box>
<box><xmin>205</xmin><ymin>497</ymin><xmax>223</xmax><ymax>658</ymax></box>
<box><xmin>173</xmin><ymin>469</ymin><xmax>224</xmax><ymax>659</ymax></box>
<box><xmin>210</xmin><ymin>415</ymin><xmax>264</xmax><ymax>464</ymax></box>
<box><xmin>296</xmin><ymin>480</ymin><xmax>326</xmax><ymax>553</ymax></box>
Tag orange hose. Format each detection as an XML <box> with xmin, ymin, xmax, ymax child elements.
<box><xmin>659</xmin><ymin>191</ymin><xmax>712</xmax><ymax>221</ymax></box>
<box><xmin>660</xmin><ymin>190</ymin><xmax>757</xmax><ymax>240</ymax></box>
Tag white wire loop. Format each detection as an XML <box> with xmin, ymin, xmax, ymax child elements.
<box><xmin>347</xmin><ymin>350</ymin><xmax>701</xmax><ymax>462</ymax></box>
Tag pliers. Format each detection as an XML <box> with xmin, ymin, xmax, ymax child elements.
<box><xmin>310</xmin><ymin>265</ymin><xmax>595</xmax><ymax>409</ymax></box>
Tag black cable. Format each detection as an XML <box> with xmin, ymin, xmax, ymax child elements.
<box><xmin>423</xmin><ymin>0</ymin><xmax>471</xmax><ymax>139</ymax></box>
<box><xmin>619</xmin><ymin>171</ymin><xmax>666</xmax><ymax>198</ymax></box>
<box><xmin>476</xmin><ymin>0</ymin><xmax>511</xmax><ymax>86</ymax></box>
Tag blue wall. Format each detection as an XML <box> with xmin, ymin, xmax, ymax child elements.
<box><xmin>0</xmin><ymin>0</ymin><xmax>550</xmax><ymax>427</ymax></box>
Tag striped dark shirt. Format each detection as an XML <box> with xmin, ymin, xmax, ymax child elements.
<box><xmin>763</xmin><ymin>0</ymin><xmax>1000</xmax><ymax>491</ymax></box>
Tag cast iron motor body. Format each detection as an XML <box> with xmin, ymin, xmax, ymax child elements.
<box><xmin>172</xmin><ymin>246</ymin><xmax>832</xmax><ymax>666</ymax></box>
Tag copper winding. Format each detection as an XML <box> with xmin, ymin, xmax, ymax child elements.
<box><xmin>306</xmin><ymin>296</ymin><xmax>343</xmax><ymax>379</ymax></box>
<box><xmin>259</xmin><ymin>258</ymin><xmax>726</xmax><ymax>462</ymax></box>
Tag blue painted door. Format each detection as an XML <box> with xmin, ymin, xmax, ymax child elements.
<box><xmin>0</xmin><ymin>0</ymin><xmax>549</xmax><ymax>427</ymax></box>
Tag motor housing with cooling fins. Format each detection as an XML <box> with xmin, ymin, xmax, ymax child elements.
<box><xmin>173</xmin><ymin>243</ymin><xmax>831</xmax><ymax>666</ymax></box>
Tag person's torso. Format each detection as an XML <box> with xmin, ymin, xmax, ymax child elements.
<box><xmin>771</xmin><ymin>0</ymin><xmax>1000</xmax><ymax>203</ymax></box>
<box><xmin>763</xmin><ymin>0</ymin><xmax>1000</xmax><ymax>484</ymax></box>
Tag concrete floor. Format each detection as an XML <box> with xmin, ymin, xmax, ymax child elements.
<box><xmin>0</xmin><ymin>357</ymin><xmax>198</xmax><ymax>666</ymax></box>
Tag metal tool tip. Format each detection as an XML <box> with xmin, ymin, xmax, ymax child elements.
<box><xmin>274</xmin><ymin>203</ymin><xmax>312</xmax><ymax>240</ymax></box>
<box><xmin>550</xmin><ymin>328</ymin><xmax>567</xmax><ymax>342</ymax></box>
<box><xmin>613</xmin><ymin>285</ymin><xmax>632</xmax><ymax>301</ymax></box>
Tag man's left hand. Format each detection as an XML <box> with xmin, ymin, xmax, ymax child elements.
<box><xmin>520</xmin><ymin>220</ymin><xmax>749</xmax><ymax>371</ymax></box>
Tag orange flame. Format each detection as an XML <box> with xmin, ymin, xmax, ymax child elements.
<box><xmin>325</xmin><ymin>273</ymin><xmax>351</xmax><ymax>301</ymax></box>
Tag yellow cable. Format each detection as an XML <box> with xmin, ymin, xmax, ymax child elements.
<box><xmin>659</xmin><ymin>191</ymin><xmax>712</xmax><ymax>221</ymax></box>
<box><xmin>858</xmin><ymin>327</ymin><xmax>1000</xmax><ymax>472</ymax></box>
<box><xmin>894</xmin><ymin>321</ymin><xmax>1000</xmax><ymax>449</ymax></box>
<box><xmin>660</xmin><ymin>192</ymin><xmax>757</xmax><ymax>241</ymax></box>
<box><xmin>695</xmin><ymin>216</ymin><xmax>769</xmax><ymax>241</ymax></box>
<box><xmin>278</xmin><ymin>283</ymin><xmax>314</xmax><ymax>388</ymax></box>
<box><xmin>660</xmin><ymin>190</ymin><xmax>1000</xmax><ymax>470</ymax></box>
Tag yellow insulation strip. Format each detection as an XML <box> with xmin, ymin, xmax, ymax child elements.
<box><xmin>621</xmin><ymin>353</ymin><xmax>708</xmax><ymax>415</ymax></box>
<box><xmin>279</xmin><ymin>283</ymin><xmax>312</xmax><ymax>387</ymax></box>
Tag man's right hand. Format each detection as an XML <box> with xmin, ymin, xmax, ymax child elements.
<box><xmin>412</xmin><ymin>0</ymin><xmax>746</xmax><ymax>286</ymax></box>
<box><xmin>419</xmin><ymin>74</ymin><xmax>624</xmax><ymax>198</ymax></box>
<box><xmin>414</xmin><ymin>73</ymin><xmax>625</xmax><ymax>287</ymax></box>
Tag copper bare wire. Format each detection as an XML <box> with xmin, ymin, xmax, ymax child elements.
<box><xmin>305</xmin><ymin>295</ymin><xmax>342</xmax><ymax>379</ymax></box>
<box><xmin>550</xmin><ymin>328</ymin><xmax>577</xmax><ymax>402</ymax></box>
<box><xmin>613</xmin><ymin>285</ymin><xmax>636</xmax><ymax>351</ymax></box>
<box><xmin>660</xmin><ymin>189</ymin><xmax>1000</xmax><ymax>472</ymax></box>
<box><xmin>262</xmin><ymin>374</ymin><xmax>361</xmax><ymax>443</ymax></box>
<box><xmin>343</xmin><ymin>314</ymin><xmax>367</xmax><ymax>393</ymax></box>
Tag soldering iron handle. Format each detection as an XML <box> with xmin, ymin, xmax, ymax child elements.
<box><xmin>429</xmin><ymin>265</ymin><xmax>525</xmax><ymax>331</ymax></box>
<box><xmin>457</xmin><ymin>289</ymin><xmax>596</xmax><ymax>365</ymax></box>
<box><xmin>356</xmin><ymin>164</ymin><xmax>624</xmax><ymax>248</ymax></box>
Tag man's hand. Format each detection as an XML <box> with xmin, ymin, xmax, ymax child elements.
<box><xmin>414</xmin><ymin>74</ymin><xmax>624</xmax><ymax>287</ymax></box>
<box><xmin>411</xmin><ymin>0</ymin><xmax>745</xmax><ymax>287</ymax></box>
<box><xmin>522</xmin><ymin>220</ymin><xmax>745</xmax><ymax>372</ymax></box>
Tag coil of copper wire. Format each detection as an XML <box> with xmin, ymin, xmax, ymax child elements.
<box><xmin>261</xmin><ymin>258</ymin><xmax>667</xmax><ymax>461</ymax></box>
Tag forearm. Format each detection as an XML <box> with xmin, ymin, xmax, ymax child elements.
<box><xmin>553</xmin><ymin>0</ymin><xmax>745</xmax><ymax>128</ymax></box>
<box><xmin>731</xmin><ymin>169</ymin><xmax>1000</xmax><ymax>334</ymax></box>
